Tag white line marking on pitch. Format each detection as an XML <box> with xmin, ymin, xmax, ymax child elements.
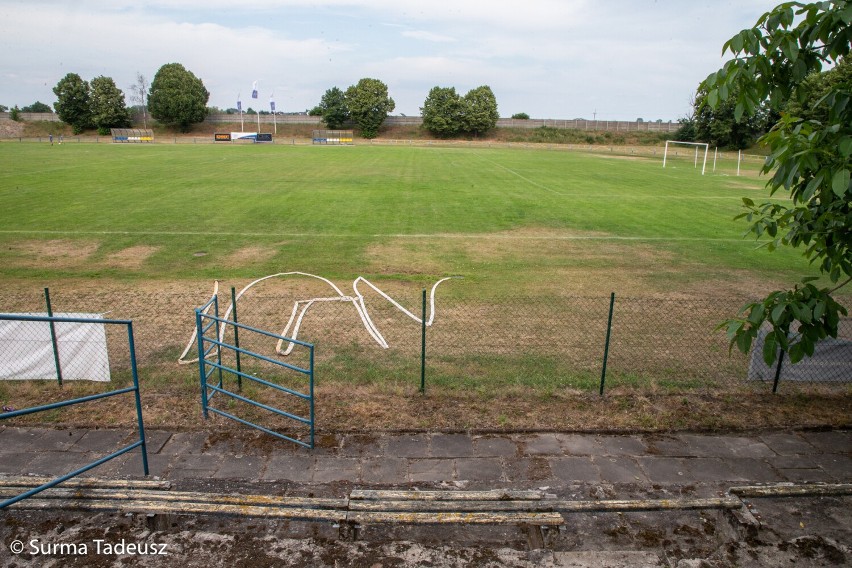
<box><xmin>0</xmin><ymin>229</ymin><xmax>751</xmax><ymax>242</ymax></box>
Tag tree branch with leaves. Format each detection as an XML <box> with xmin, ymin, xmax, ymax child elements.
<box><xmin>702</xmin><ymin>0</ymin><xmax>851</xmax><ymax>365</ymax></box>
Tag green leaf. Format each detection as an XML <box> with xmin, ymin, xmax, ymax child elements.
<box><xmin>707</xmin><ymin>89</ymin><xmax>719</xmax><ymax>108</ymax></box>
<box><xmin>839</xmin><ymin>137</ymin><xmax>852</xmax><ymax>158</ymax></box>
<box><xmin>771</xmin><ymin>303</ymin><xmax>786</xmax><ymax>323</ymax></box>
<box><xmin>736</xmin><ymin>330</ymin><xmax>753</xmax><ymax>354</ymax></box>
<box><xmin>831</xmin><ymin>169</ymin><xmax>850</xmax><ymax>197</ymax></box>
<box><xmin>762</xmin><ymin>333</ymin><xmax>778</xmax><ymax>365</ymax></box>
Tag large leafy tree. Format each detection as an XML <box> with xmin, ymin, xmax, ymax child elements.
<box><xmin>316</xmin><ymin>87</ymin><xmax>349</xmax><ymax>129</ymax></box>
<box><xmin>53</xmin><ymin>73</ymin><xmax>92</xmax><ymax>134</ymax></box>
<box><xmin>148</xmin><ymin>63</ymin><xmax>210</xmax><ymax>132</ymax></box>
<box><xmin>693</xmin><ymin>86</ymin><xmax>772</xmax><ymax>149</ymax></box>
<box><xmin>345</xmin><ymin>78</ymin><xmax>394</xmax><ymax>139</ymax></box>
<box><xmin>21</xmin><ymin>101</ymin><xmax>53</xmax><ymax>113</ymax></box>
<box><xmin>90</xmin><ymin>76</ymin><xmax>131</xmax><ymax>134</ymax></box>
<box><xmin>421</xmin><ymin>86</ymin><xmax>465</xmax><ymax>137</ymax></box>
<box><xmin>421</xmin><ymin>85</ymin><xmax>500</xmax><ymax>137</ymax></box>
<box><xmin>703</xmin><ymin>1</ymin><xmax>851</xmax><ymax>365</ymax></box>
<box><xmin>462</xmin><ymin>85</ymin><xmax>499</xmax><ymax>135</ymax></box>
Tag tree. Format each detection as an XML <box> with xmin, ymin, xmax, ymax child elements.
<box><xmin>785</xmin><ymin>57</ymin><xmax>852</xmax><ymax>123</ymax></box>
<box><xmin>53</xmin><ymin>73</ymin><xmax>92</xmax><ymax>134</ymax></box>
<box><xmin>511</xmin><ymin>112</ymin><xmax>530</xmax><ymax>120</ymax></box>
<box><xmin>9</xmin><ymin>105</ymin><xmax>20</xmax><ymax>122</ymax></box>
<box><xmin>421</xmin><ymin>86</ymin><xmax>464</xmax><ymax>137</ymax></box>
<box><xmin>148</xmin><ymin>63</ymin><xmax>210</xmax><ymax>132</ymax></box>
<box><xmin>702</xmin><ymin>1</ymin><xmax>851</xmax><ymax>366</ymax></box>
<box><xmin>692</xmin><ymin>87</ymin><xmax>771</xmax><ymax>149</ymax></box>
<box><xmin>90</xmin><ymin>76</ymin><xmax>131</xmax><ymax>134</ymax></box>
<box><xmin>128</xmin><ymin>72</ymin><xmax>149</xmax><ymax>129</ymax></box>
<box><xmin>345</xmin><ymin>78</ymin><xmax>395</xmax><ymax>138</ymax></box>
<box><xmin>462</xmin><ymin>85</ymin><xmax>499</xmax><ymax>135</ymax></box>
<box><xmin>0</xmin><ymin>105</ymin><xmax>8</xmax><ymax>112</ymax></box>
<box><xmin>21</xmin><ymin>101</ymin><xmax>53</xmax><ymax>113</ymax></box>
<box><xmin>316</xmin><ymin>87</ymin><xmax>349</xmax><ymax>129</ymax></box>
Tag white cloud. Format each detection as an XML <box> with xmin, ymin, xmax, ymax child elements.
<box><xmin>401</xmin><ymin>30</ymin><xmax>456</xmax><ymax>43</ymax></box>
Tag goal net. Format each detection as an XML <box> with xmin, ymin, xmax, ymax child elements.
<box><xmin>662</xmin><ymin>140</ymin><xmax>709</xmax><ymax>175</ymax></box>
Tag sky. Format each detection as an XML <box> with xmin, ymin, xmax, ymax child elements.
<box><xmin>0</xmin><ymin>0</ymin><xmax>782</xmax><ymax>121</ymax></box>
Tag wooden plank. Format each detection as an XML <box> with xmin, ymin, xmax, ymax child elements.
<box><xmin>551</xmin><ymin>496</ymin><xmax>743</xmax><ymax>513</ymax></box>
<box><xmin>348</xmin><ymin>496</ymin><xmax>740</xmax><ymax>514</ymax></box>
<box><xmin>0</xmin><ymin>475</ymin><xmax>171</xmax><ymax>491</ymax></box>
<box><xmin>345</xmin><ymin>511</ymin><xmax>565</xmax><ymax>526</ymax></box>
<box><xmin>0</xmin><ymin>487</ymin><xmax>347</xmax><ymax>510</ymax></box>
<box><xmin>349</xmin><ymin>500</ymin><xmax>558</xmax><ymax>512</ymax></box>
<box><xmin>349</xmin><ymin>489</ymin><xmax>553</xmax><ymax>501</ymax></box>
<box><xmin>5</xmin><ymin>498</ymin><xmax>347</xmax><ymax>522</ymax></box>
<box><xmin>729</xmin><ymin>483</ymin><xmax>852</xmax><ymax>498</ymax></box>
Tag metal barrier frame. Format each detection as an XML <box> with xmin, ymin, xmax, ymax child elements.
<box><xmin>0</xmin><ymin>314</ymin><xmax>149</xmax><ymax>509</ymax></box>
<box><xmin>196</xmin><ymin>297</ymin><xmax>315</xmax><ymax>449</ymax></box>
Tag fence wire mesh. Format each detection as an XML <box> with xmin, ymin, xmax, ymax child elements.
<box><xmin>0</xmin><ymin>288</ymin><xmax>849</xmax><ymax>397</ymax></box>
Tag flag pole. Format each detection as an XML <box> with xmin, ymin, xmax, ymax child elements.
<box><xmin>238</xmin><ymin>92</ymin><xmax>243</xmax><ymax>132</ymax></box>
<box><xmin>271</xmin><ymin>93</ymin><xmax>277</xmax><ymax>135</ymax></box>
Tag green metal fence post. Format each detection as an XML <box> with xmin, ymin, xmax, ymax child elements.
<box><xmin>231</xmin><ymin>286</ymin><xmax>242</xmax><ymax>391</ymax></box>
<box><xmin>771</xmin><ymin>350</ymin><xmax>785</xmax><ymax>394</ymax></box>
<box><xmin>599</xmin><ymin>292</ymin><xmax>615</xmax><ymax>396</ymax></box>
<box><xmin>420</xmin><ymin>288</ymin><xmax>427</xmax><ymax>394</ymax></box>
<box><xmin>44</xmin><ymin>287</ymin><xmax>63</xmax><ymax>386</ymax></box>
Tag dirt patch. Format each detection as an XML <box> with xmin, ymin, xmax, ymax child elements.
<box><xmin>0</xmin><ymin>118</ymin><xmax>25</xmax><ymax>138</ymax></box>
<box><xmin>224</xmin><ymin>246</ymin><xmax>280</xmax><ymax>267</ymax></box>
<box><xmin>6</xmin><ymin>240</ymin><xmax>99</xmax><ymax>268</ymax></box>
<box><xmin>104</xmin><ymin>246</ymin><xmax>159</xmax><ymax>270</ymax></box>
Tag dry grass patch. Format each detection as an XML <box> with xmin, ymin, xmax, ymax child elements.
<box><xmin>103</xmin><ymin>245</ymin><xmax>159</xmax><ymax>270</ymax></box>
<box><xmin>224</xmin><ymin>245</ymin><xmax>281</xmax><ymax>267</ymax></box>
<box><xmin>6</xmin><ymin>239</ymin><xmax>99</xmax><ymax>268</ymax></box>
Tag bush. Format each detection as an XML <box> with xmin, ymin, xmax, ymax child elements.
<box><xmin>511</xmin><ymin>112</ymin><xmax>530</xmax><ymax>120</ymax></box>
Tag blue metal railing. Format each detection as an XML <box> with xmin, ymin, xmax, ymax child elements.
<box><xmin>196</xmin><ymin>297</ymin><xmax>315</xmax><ymax>449</ymax></box>
<box><xmin>0</xmin><ymin>313</ymin><xmax>149</xmax><ymax>509</ymax></box>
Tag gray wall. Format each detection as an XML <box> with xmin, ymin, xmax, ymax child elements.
<box><xmin>2</xmin><ymin>112</ymin><xmax>680</xmax><ymax>132</ymax></box>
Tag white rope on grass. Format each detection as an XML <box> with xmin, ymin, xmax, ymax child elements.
<box><xmin>178</xmin><ymin>272</ymin><xmax>456</xmax><ymax>364</ymax></box>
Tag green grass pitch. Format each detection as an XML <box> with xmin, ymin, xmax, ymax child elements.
<box><xmin>0</xmin><ymin>141</ymin><xmax>809</xmax><ymax>297</ymax></box>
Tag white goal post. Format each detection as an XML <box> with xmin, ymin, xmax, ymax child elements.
<box><xmin>662</xmin><ymin>140</ymin><xmax>709</xmax><ymax>175</ymax></box>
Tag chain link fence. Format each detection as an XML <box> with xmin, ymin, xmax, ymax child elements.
<box><xmin>0</xmin><ymin>288</ymin><xmax>849</xmax><ymax>398</ymax></box>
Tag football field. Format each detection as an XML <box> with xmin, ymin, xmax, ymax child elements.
<box><xmin>0</xmin><ymin>141</ymin><xmax>803</xmax><ymax>297</ymax></box>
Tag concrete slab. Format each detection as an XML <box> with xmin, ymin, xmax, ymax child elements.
<box><xmin>722</xmin><ymin>458</ymin><xmax>785</xmax><ymax>483</ymax></box>
<box><xmin>636</xmin><ymin>457</ymin><xmax>690</xmax><ymax>484</ymax></box>
<box><xmin>549</xmin><ymin>456</ymin><xmax>600</xmax><ymax>483</ymax></box>
<box><xmin>313</xmin><ymin>456</ymin><xmax>359</xmax><ymax>483</ymax></box>
<box><xmin>96</xmin><ymin>452</ymin><xmax>170</xmax><ymax>478</ymax></box>
<box><xmin>386</xmin><ymin>434</ymin><xmax>431</xmax><ymax>458</ymax></box>
<box><xmin>0</xmin><ymin>453</ymin><xmax>36</xmax><ymax>474</ymax></box>
<box><xmin>645</xmin><ymin>436</ymin><xmax>690</xmax><ymax>457</ymax></box>
<box><xmin>503</xmin><ymin>456</ymin><xmax>553</xmax><ymax>483</ymax></box>
<box><xmin>472</xmin><ymin>436</ymin><xmax>518</xmax><ymax>458</ymax></box>
<box><xmin>0</xmin><ymin>427</ymin><xmax>45</xmax><ymax>447</ymax></box>
<box><xmin>593</xmin><ymin>456</ymin><xmax>648</xmax><ymax>484</ymax></box>
<box><xmin>682</xmin><ymin>458</ymin><xmax>737</xmax><ymax>482</ymax></box>
<box><xmin>142</xmin><ymin>430</ymin><xmax>173</xmax><ymax>454</ymax></box>
<box><xmin>159</xmin><ymin>431</ymin><xmax>210</xmax><ymax>455</ymax></box>
<box><xmin>758</xmin><ymin>432</ymin><xmax>819</xmax><ymax>456</ymax></box>
<box><xmin>408</xmin><ymin>458</ymin><xmax>454</xmax><ymax>483</ymax></box>
<box><xmin>360</xmin><ymin>457</ymin><xmax>408</xmax><ymax>484</ymax></box>
<box><xmin>168</xmin><ymin>454</ymin><xmax>223</xmax><ymax>479</ymax></box>
<box><xmin>213</xmin><ymin>454</ymin><xmax>266</xmax><ymax>480</ymax></box>
<box><xmin>808</xmin><ymin>454</ymin><xmax>852</xmax><ymax>479</ymax></box>
<box><xmin>263</xmin><ymin>455</ymin><xmax>314</xmax><ymax>482</ymax></box>
<box><xmin>776</xmin><ymin>468</ymin><xmax>836</xmax><ymax>483</ymax></box>
<box><xmin>24</xmin><ymin>451</ymin><xmax>100</xmax><ymax>477</ymax></box>
<box><xmin>522</xmin><ymin>433</ymin><xmax>563</xmax><ymax>455</ymax></box>
<box><xmin>70</xmin><ymin>429</ymin><xmax>133</xmax><ymax>453</ymax></box>
<box><xmin>30</xmin><ymin>429</ymin><xmax>86</xmax><ymax>451</ymax></box>
<box><xmin>455</xmin><ymin>457</ymin><xmax>503</xmax><ymax>482</ymax></box>
<box><xmin>430</xmin><ymin>433</ymin><xmax>474</xmax><ymax>458</ymax></box>
<box><xmin>799</xmin><ymin>430</ymin><xmax>851</xmax><ymax>453</ymax></box>
<box><xmin>596</xmin><ymin>435</ymin><xmax>647</xmax><ymax>456</ymax></box>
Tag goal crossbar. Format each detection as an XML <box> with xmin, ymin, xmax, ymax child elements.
<box><xmin>663</xmin><ymin>140</ymin><xmax>709</xmax><ymax>175</ymax></box>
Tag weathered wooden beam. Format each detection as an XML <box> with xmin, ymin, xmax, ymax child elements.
<box><xmin>729</xmin><ymin>483</ymin><xmax>852</xmax><ymax>498</ymax></box>
<box><xmin>348</xmin><ymin>496</ymin><xmax>741</xmax><ymax>513</ymax></box>
<box><xmin>349</xmin><ymin>489</ymin><xmax>554</xmax><ymax>501</ymax></box>
<box><xmin>4</xmin><ymin>497</ymin><xmax>347</xmax><ymax>522</ymax></box>
<box><xmin>0</xmin><ymin>475</ymin><xmax>171</xmax><ymax>491</ymax></box>
<box><xmin>0</xmin><ymin>487</ymin><xmax>347</xmax><ymax>510</ymax></box>
<box><xmin>345</xmin><ymin>511</ymin><xmax>565</xmax><ymax>526</ymax></box>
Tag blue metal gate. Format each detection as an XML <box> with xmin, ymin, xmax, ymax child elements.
<box><xmin>196</xmin><ymin>296</ymin><xmax>315</xmax><ymax>448</ymax></box>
